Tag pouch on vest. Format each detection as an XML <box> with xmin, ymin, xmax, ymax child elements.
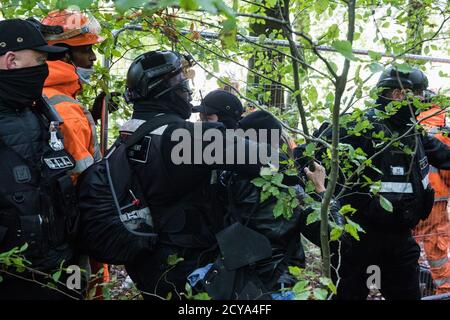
<box><xmin>216</xmin><ymin>222</ymin><xmax>272</xmax><ymax>270</ymax></box>
<box><xmin>198</xmin><ymin>222</ymin><xmax>272</xmax><ymax>300</ymax></box>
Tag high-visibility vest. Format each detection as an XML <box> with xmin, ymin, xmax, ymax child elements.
<box><xmin>418</xmin><ymin>106</ymin><xmax>450</xmax><ymax>202</ymax></box>
<box><xmin>428</xmin><ymin>128</ymin><xmax>450</xmax><ymax>202</ymax></box>
<box><xmin>44</xmin><ymin>60</ymin><xmax>101</xmax><ymax>177</ymax></box>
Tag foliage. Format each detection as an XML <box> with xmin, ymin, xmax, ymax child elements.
<box><xmin>0</xmin><ymin>0</ymin><xmax>449</xmax><ymax>297</ymax></box>
<box><xmin>251</xmin><ymin>162</ymin><xmax>299</xmax><ymax>220</ymax></box>
<box><xmin>287</xmin><ymin>265</ymin><xmax>336</xmax><ymax>300</ymax></box>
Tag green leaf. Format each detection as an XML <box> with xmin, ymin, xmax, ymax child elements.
<box><xmin>273</xmin><ymin>200</ymin><xmax>284</xmax><ymax>218</ymax></box>
<box><xmin>46</xmin><ymin>282</ymin><xmax>56</xmax><ymax>289</ymax></box>
<box><xmin>220</xmin><ymin>18</ymin><xmax>237</xmax><ymax>48</ymax></box>
<box><xmin>260</xmin><ymin>167</ymin><xmax>274</xmax><ymax>176</ymax></box>
<box><xmin>293</xmin><ymin>280</ymin><xmax>308</xmax><ymax>294</ymax></box>
<box><xmin>288</xmin><ymin>187</ymin><xmax>297</xmax><ymax>197</ymax></box>
<box><xmin>180</xmin><ymin>0</ymin><xmax>199</xmax><ymax>10</ymax></box>
<box><xmin>67</xmin><ymin>0</ymin><xmax>92</xmax><ymax>9</ymax></box>
<box><xmin>304</xmin><ymin>143</ymin><xmax>316</xmax><ymax>157</ymax></box>
<box><xmin>325</xmin><ymin>24</ymin><xmax>339</xmax><ymax>41</ymax></box>
<box><xmin>19</xmin><ymin>243</ymin><xmax>28</xmax><ymax>252</ymax></box>
<box><xmin>102</xmin><ymin>285</ymin><xmax>111</xmax><ymax>300</ymax></box>
<box><xmin>52</xmin><ymin>271</ymin><xmax>61</xmax><ymax>283</ymax></box>
<box><xmin>368</xmin><ymin>62</ymin><xmax>384</xmax><ymax>74</ymax></box>
<box><xmin>288</xmin><ymin>266</ymin><xmax>302</xmax><ymax>278</ymax></box>
<box><xmin>193</xmin><ymin>292</ymin><xmax>212</xmax><ymax>300</ymax></box>
<box><xmin>307</xmin><ymin>86</ymin><xmax>318</xmax><ymax>105</ymax></box>
<box><xmin>368</xmin><ymin>50</ymin><xmax>382</xmax><ymax>61</ymax></box>
<box><xmin>306</xmin><ymin>210</ymin><xmax>320</xmax><ymax>225</ymax></box>
<box><xmin>185</xmin><ymin>283</ymin><xmax>192</xmax><ymax>297</ymax></box>
<box><xmin>265</xmin><ymin>0</ymin><xmax>278</xmax><ymax>7</ymax></box>
<box><xmin>271</xmin><ymin>173</ymin><xmax>284</xmax><ymax>186</ymax></box>
<box><xmin>251</xmin><ymin>177</ymin><xmax>266</xmax><ymax>187</ymax></box>
<box><xmin>115</xmin><ymin>0</ymin><xmax>149</xmax><ymax>12</ymax></box>
<box><xmin>313</xmin><ymin>288</ymin><xmax>328</xmax><ymax>300</ymax></box>
<box><xmin>330</xmin><ymin>227</ymin><xmax>343</xmax><ymax>241</ymax></box>
<box><xmin>320</xmin><ymin>277</ymin><xmax>337</xmax><ymax>294</ymax></box>
<box><xmin>344</xmin><ymin>223</ymin><xmax>360</xmax><ymax>241</ymax></box>
<box><xmin>339</xmin><ymin>204</ymin><xmax>356</xmax><ymax>215</ymax></box>
<box><xmin>11</xmin><ymin>258</ymin><xmax>24</xmax><ymax>267</ymax></box>
<box><xmin>379</xmin><ymin>195</ymin><xmax>393</xmax><ymax>213</ymax></box>
<box><xmin>167</xmin><ymin>254</ymin><xmax>184</xmax><ymax>266</ymax></box>
<box><xmin>314</xmin><ymin>0</ymin><xmax>329</xmax><ymax>15</ymax></box>
<box><xmin>331</xmin><ymin>40</ymin><xmax>357</xmax><ymax>61</ymax></box>
<box><xmin>197</xmin><ymin>0</ymin><xmax>219</xmax><ymax>13</ymax></box>
<box><xmin>344</xmin><ymin>218</ymin><xmax>365</xmax><ymax>241</ymax></box>
<box><xmin>295</xmin><ymin>291</ymin><xmax>310</xmax><ymax>300</ymax></box>
<box><xmin>393</xmin><ymin>63</ymin><xmax>412</xmax><ymax>73</ymax></box>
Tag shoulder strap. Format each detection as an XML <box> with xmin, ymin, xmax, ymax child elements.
<box><xmin>124</xmin><ymin>114</ymin><xmax>182</xmax><ymax>148</ymax></box>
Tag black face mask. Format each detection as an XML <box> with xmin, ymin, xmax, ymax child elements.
<box><xmin>376</xmin><ymin>95</ymin><xmax>416</xmax><ymax>127</ymax></box>
<box><xmin>218</xmin><ymin>115</ymin><xmax>239</xmax><ymax>129</ymax></box>
<box><xmin>0</xmin><ymin>64</ymin><xmax>49</xmax><ymax>109</ymax></box>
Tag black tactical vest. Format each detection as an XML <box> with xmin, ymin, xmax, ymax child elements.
<box><xmin>0</xmin><ymin>105</ymin><xmax>78</xmax><ymax>270</ymax></box>
<box><xmin>123</xmin><ymin>117</ymin><xmax>216</xmax><ymax>249</ymax></box>
<box><xmin>366</xmin><ymin>117</ymin><xmax>434</xmax><ymax>229</ymax></box>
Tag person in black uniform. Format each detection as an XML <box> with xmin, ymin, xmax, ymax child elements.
<box><xmin>121</xmin><ymin>50</ymin><xmax>278</xmax><ymax>299</ymax></box>
<box><xmin>0</xmin><ymin>19</ymin><xmax>80</xmax><ymax>300</ymax></box>
<box><xmin>317</xmin><ymin>66</ymin><xmax>450</xmax><ymax>299</ymax></box>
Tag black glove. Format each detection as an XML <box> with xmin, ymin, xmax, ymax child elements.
<box><xmin>90</xmin><ymin>92</ymin><xmax>121</xmax><ymax>124</ymax></box>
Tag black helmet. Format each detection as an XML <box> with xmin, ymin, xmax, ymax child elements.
<box><xmin>376</xmin><ymin>66</ymin><xmax>428</xmax><ymax>91</ymax></box>
<box><xmin>125</xmin><ymin>50</ymin><xmax>191</xmax><ymax>103</ymax></box>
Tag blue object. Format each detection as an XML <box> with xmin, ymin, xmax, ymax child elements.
<box><xmin>271</xmin><ymin>291</ymin><xmax>295</xmax><ymax>300</ymax></box>
<box><xmin>187</xmin><ymin>263</ymin><xmax>213</xmax><ymax>287</ymax></box>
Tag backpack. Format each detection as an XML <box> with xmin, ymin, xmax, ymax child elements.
<box><xmin>77</xmin><ymin>114</ymin><xmax>180</xmax><ymax>265</ymax></box>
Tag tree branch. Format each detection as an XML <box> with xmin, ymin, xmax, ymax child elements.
<box><xmin>281</xmin><ymin>0</ymin><xmax>310</xmax><ymax>136</ymax></box>
<box><xmin>320</xmin><ymin>0</ymin><xmax>356</xmax><ymax>280</ymax></box>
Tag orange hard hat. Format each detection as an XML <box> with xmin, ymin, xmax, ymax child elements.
<box><xmin>41</xmin><ymin>10</ymin><xmax>103</xmax><ymax>47</ymax></box>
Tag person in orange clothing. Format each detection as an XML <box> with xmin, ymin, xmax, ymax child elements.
<box><xmin>415</xmin><ymin>100</ymin><xmax>450</xmax><ymax>294</ymax></box>
<box><xmin>40</xmin><ymin>9</ymin><xmax>108</xmax><ymax>297</ymax></box>
<box><xmin>41</xmin><ymin>10</ymin><xmax>102</xmax><ymax>177</ymax></box>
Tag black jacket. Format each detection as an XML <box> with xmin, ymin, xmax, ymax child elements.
<box><xmin>0</xmin><ymin>100</ymin><xmax>76</xmax><ymax>271</ymax></box>
<box><xmin>129</xmin><ymin>106</ymin><xmax>274</xmax><ymax>249</ymax></box>
<box><xmin>317</xmin><ymin>108</ymin><xmax>450</xmax><ymax>232</ymax></box>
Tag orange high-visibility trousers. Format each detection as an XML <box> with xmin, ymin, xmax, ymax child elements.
<box><xmin>414</xmin><ymin>201</ymin><xmax>450</xmax><ymax>294</ymax></box>
<box><xmin>88</xmin><ymin>260</ymin><xmax>110</xmax><ymax>299</ymax></box>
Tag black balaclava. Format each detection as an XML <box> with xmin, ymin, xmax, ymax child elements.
<box><xmin>133</xmin><ymin>76</ymin><xmax>193</xmax><ymax>120</ymax></box>
<box><xmin>0</xmin><ymin>64</ymin><xmax>49</xmax><ymax>109</ymax></box>
<box><xmin>375</xmin><ymin>90</ymin><xmax>416</xmax><ymax>127</ymax></box>
<box><xmin>218</xmin><ymin>115</ymin><xmax>239</xmax><ymax>129</ymax></box>
<box><xmin>167</xmin><ymin>85</ymin><xmax>193</xmax><ymax>119</ymax></box>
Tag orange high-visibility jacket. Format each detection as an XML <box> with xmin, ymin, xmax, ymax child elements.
<box><xmin>418</xmin><ymin>106</ymin><xmax>450</xmax><ymax>201</ymax></box>
<box><xmin>44</xmin><ymin>60</ymin><xmax>101</xmax><ymax>177</ymax></box>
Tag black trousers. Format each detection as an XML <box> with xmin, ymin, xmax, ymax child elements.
<box><xmin>331</xmin><ymin>229</ymin><xmax>421</xmax><ymax>300</ymax></box>
<box><xmin>0</xmin><ymin>271</ymin><xmax>82</xmax><ymax>300</ymax></box>
<box><xmin>126</xmin><ymin>244</ymin><xmax>212</xmax><ymax>300</ymax></box>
